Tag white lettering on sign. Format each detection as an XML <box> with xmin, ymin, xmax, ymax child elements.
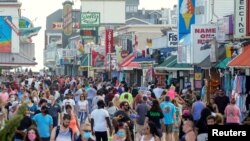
<box><xmin>167</xmin><ymin>32</ymin><xmax>178</xmax><ymax>47</ymax></box>
<box><xmin>234</xmin><ymin>0</ymin><xmax>246</xmax><ymax>38</ymax></box>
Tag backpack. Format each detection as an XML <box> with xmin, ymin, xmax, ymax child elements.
<box><xmin>55</xmin><ymin>126</ymin><xmax>73</xmax><ymax>140</ymax></box>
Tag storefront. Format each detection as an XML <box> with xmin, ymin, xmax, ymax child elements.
<box><xmin>155</xmin><ymin>55</ymin><xmax>193</xmax><ymax>91</ymax></box>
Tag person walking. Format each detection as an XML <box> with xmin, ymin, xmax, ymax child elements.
<box><xmin>32</xmin><ymin>106</ymin><xmax>53</xmax><ymax>141</ymax></box>
<box><xmin>50</xmin><ymin>114</ymin><xmax>74</xmax><ymax>141</ymax></box>
<box><xmin>91</xmin><ymin>100</ymin><xmax>112</xmax><ymax>141</ymax></box>
<box><xmin>160</xmin><ymin>96</ymin><xmax>176</xmax><ymax>141</ymax></box>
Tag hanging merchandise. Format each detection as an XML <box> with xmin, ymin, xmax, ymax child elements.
<box><xmin>236</xmin><ymin>75</ymin><xmax>246</xmax><ymax>94</ymax></box>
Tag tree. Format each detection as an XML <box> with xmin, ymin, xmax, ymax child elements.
<box><xmin>0</xmin><ymin>103</ymin><xmax>27</xmax><ymax>141</ymax></box>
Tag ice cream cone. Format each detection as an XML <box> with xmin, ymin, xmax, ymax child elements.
<box><xmin>182</xmin><ymin>13</ymin><xmax>193</xmax><ymax>30</ymax></box>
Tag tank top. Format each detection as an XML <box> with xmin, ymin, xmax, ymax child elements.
<box><xmin>140</xmin><ymin>135</ymin><xmax>155</xmax><ymax>141</ymax></box>
<box><xmin>55</xmin><ymin>128</ymin><xmax>71</xmax><ymax>141</ymax></box>
<box><xmin>69</xmin><ymin>114</ymin><xmax>79</xmax><ymax>134</ymax></box>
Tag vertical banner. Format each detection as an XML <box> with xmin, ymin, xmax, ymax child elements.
<box><xmin>209</xmin><ymin>38</ymin><xmax>218</xmax><ymax>63</ymax></box>
<box><xmin>105</xmin><ymin>29</ymin><xmax>114</xmax><ymax>55</ymax></box>
<box><xmin>191</xmin><ymin>25</ymin><xmax>217</xmax><ymax>64</ymax></box>
<box><xmin>178</xmin><ymin>0</ymin><xmax>195</xmax><ymax>39</ymax></box>
<box><xmin>0</xmin><ymin>16</ymin><xmax>12</xmax><ymax>53</ymax></box>
<box><xmin>247</xmin><ymin>0</ymin><xmax>250</xmax><ymax>35</ymax></box>
<box><xmin>63</xmin><ymin>1</ymin><xmax>73</xmax><ymax>36</ymax></box>
<box><xmin>234</xmin><ymin>0</ymin><xmax>246</xmax><ymax>38</ymax></box>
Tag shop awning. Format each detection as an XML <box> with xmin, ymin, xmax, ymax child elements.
<box><xmin>0</xmin><ymin>53</ymin><xmax>37</xmax><ymax>67</ymax></box>
<box><xmin>228</xmin><ymin>45</ymin><xmax>250</xmax><ymax>67</ymax></box>
<box><xmin>80</xmin><ymin>54</ymin><xmax>90</xmax><ymax>67</ymax></box>
<box><xmin>132</xmin><ymin>57</ymin><xmax>155</xmax><ymax>63</ymax></box>
<box><xmin>120</xmin><ymin>62</ymin><xmax>141</xmax><ymax>70</ymax></box>
<box><xmin>215</xmin><ymin>58</ymin><xmax>231</xmax><ymax>69</ymax></box>
<box><xmin>119</xmin><ymin>53</ymin><xmax>140</xmax><ymax>70</ymax></box>
<box><xmin>156</xmin><ymin>55</ymin><xmax>193</xmax><ymax>70</ymax></box>
<box><xmin>119</xmin><ymin>53</ymin><xmax>135</xmax><ymax>67</ymax></box>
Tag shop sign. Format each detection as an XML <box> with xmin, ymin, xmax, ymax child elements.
<box><xmin>167</xmin><ymin>32</ymin><xmax>178</xmax><ymax>47</ymax></box>
<box><xmin>81</xmin><ymin>12</ymin><xmax>100</xmax><ymax>27</ymax></box>
<box><xmin>234</xmin><ymin>0</ymin><xmax>246</xmax><ymax>38</ymax></box>
<box><xmin>105</xmin><ymin>29</ymin><xmax>114</xmax><ymax>55</ymax></box>
<box><xmin>247</xmin><ymin>0</ymin><xmax>250</xmax><ymax>35</ymax></box>
<box><xmin>63</xmin><ymin>1</ymin><xmax>73</xmax><ymax>36</ymax></box>
<box><xmin>52</xmin><ymin>22</ymin><xmax>80</xmax><ymax>30</ymax></box>
<box><xmin>191</xmin><ymin>24</ymin><xmax>217</xmax><ymax>64</ymax></box>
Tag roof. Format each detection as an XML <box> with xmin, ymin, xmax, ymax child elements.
<box><xmin>228</xmin><ymin>45</ymin><xmax>250</xmax><ymax>67</ymax></box>
<box><xmin>132</xmin><ymin>57</ymin><xmax>155</xmax><ymax>63</ymax></box>
<box><xmin>216</xmin><ymin>58</ymin><xmax>231</xmax><ymax>69</ymax></box>
<box><xmin>0</xmin><ymin>53</ymin><xmax>37</xmax><ymax>67</ymax></box>
<box><xmin>156</xmin><ymin>55</ymin><xmax>192</xmax><ymax>70</ymax></box>
<box><xmin>198</xmin><ymin>44</ymin><xmax>226</xmax><ymax>68</ymax></box>
<box><xmin>126</xmin><ymin>10</ymin><xmax>162</xmax><ymax>24</ymax></box>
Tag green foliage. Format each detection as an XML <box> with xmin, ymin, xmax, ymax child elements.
<box><xmin>0</xmin><ymin>104</ymin><xmax>26</xmax><ymax>141</ymax></box>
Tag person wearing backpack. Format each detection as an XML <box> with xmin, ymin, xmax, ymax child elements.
<box><xmin>50</xmin><ymin>114</ymin><xmax>74</xmax><ymax>141</ymax></box>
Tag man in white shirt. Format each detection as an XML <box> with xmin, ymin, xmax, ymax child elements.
<box><xmin>153</xmin><ymin>85</ymin><xmax>164</xmax><ymax>99</ymax></box>
<box><xmin>62</xmin><ymin>93</ymin><xmax>75</xmax><ymax>114</ymax></box>
<box><xmin>91</xmin><ymin>100</ymin><xmax>112</xmax><ymax>141</ymax></box>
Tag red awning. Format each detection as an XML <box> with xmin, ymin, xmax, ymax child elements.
<box><xmin>119</xmin><ymin>53</ymin><xmax>135</xmax><ymax>67</ymax></box>
<box><xmin>228</xmin><ymin>45</ymin><xmax>250</xmax><ymax>67</ymax></box>
<box><xmin>125</xmin><ymin>62</ymin><xmax>140</xmax><ymax>67</ymax></box>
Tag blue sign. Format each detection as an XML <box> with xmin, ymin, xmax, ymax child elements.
<box><xmin>178</xmin><ymin>0</ymin><xmax>196</xmax><ymax>39</ymax></box>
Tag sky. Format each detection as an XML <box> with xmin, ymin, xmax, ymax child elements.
<box><xmin>20</xmin><ymin>0</ymin><xmax>177</xmax><ymax>72</ymax></box>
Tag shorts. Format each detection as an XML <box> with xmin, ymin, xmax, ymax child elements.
<box><xmin>136</xmin><ymin>124</ymin><xmax>144</xmax><ymax>134</ymax></box>
<box><xmin>164</xmin><ymin>124</ymin><xmax>173</xmax><ymax>133</ymax></box>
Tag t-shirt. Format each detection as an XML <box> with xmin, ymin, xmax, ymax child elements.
<box><xmin>32</xmin><ymin>113</ymin><xmax>53</xmax><ymax>138</ymax></box>
<box><xmin>74</xmin><ymin>89</ymin><xmax>83</xmax><ymax>102</ymax></box>
<box><xmin>78</xmin><ymin>100</ymin><xmax>88</xmax><ymax>111</ymax></box>
<box><xmin>15</xmin><ymin>116</ymin><xmax>32</xmax><ymax>139</ymax></box>
<box><xmin>224</xmin><ymin>104</ymin><xmax>241</xmax><ymax>124</ymax></box>
<box><xmin>91</xmin><ymin>109</ymin><xmax>109</xmax><ymax>132</ymax></box>
<box><xmin>48</xmin><ymin>104</ymin><xmax>61</xmax><ymax>118</ymax></box>
<box><xmin>215</xmin><ymin>95</ymin><xmax>229</xmax><ymax>114</ymax></box>
<box><xmin>136</xmin><ymin>102</ymin><xmax>149</xmax><ymax>125</ymax></box>
<box><xmin>160</xmin><ymin>101</ymin><xmax>176</xmax><ymax>125</ymax></box>
<box><xmin>62</xmin><ymin>99</ymin><xmax>75</xmax><ymax>113</ymax></box>
<box><xmin>146</xmin><ymin>111</ymin><xmax>164</xmax><ymax>129</ymax></box>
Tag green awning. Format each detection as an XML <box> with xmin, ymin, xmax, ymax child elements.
<box><xmin>156</xmin><ymin>55</ymin><xmax>193</xmax><ymax>70</ymax></box>
<box><xmin>156</xmin><ymin>55</ymin><xmax>176</xmax><ymax>68</ymax></box>
<box><xmin>80</xmin><ymin>54</ymin><xmax>90</xmax><ymax>66</ymax></box>
<box><xmin>215</xmin><ymin>58</ymin><xmax>231</xmax><ymax>69</ymax></box>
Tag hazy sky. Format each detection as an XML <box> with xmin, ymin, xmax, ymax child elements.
<box><xmin>20</xmin><ymin>0</ymin><xmax>177</xmax><ymax>71</ymax></box>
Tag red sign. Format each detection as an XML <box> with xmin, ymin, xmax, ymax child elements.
<box><xmin>52</xmin><ymin>22</ymin><xmax>80</xmax><ymax>30</ymax></box>
<box><xmin>105</xmin><ymin>29</ymin><xmax>114</xmax><ymax>55</ymax></box>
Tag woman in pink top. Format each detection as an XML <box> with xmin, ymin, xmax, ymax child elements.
<box><xmin>224</xmin><ymin>98</ymin><xmax>241</xmax><ymax>125</ymax></box>
<box><xmin>167</xmin><ymin>85</ymin><xmax>176</xmax><ymax>100</ymax></box>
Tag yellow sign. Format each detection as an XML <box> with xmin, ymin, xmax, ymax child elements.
<box><xmin>195</xmin><ymin>73</ymin><xmax>202</xmax><ymax>80</ymax></box>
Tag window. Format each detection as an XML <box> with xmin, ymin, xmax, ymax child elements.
<box><xmin>126</xmin><ymin>6</ymin><xmax>130</xmax><ymax>12</ymax></box>
<box><xmin>129</xmin><ymin>6</ymin><xmax>134</xmax><ymax>12</ymax></box>
<box><xmin>133</xmin><ymin>6</ymin><xmax>138</xmax><ymax>12</ymax></box>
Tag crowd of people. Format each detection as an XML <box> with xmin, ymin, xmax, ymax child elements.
<box><xmin>0</xmin><ymin>74</ymin><xmax>249</xmax><ymax>141</ymax></box>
